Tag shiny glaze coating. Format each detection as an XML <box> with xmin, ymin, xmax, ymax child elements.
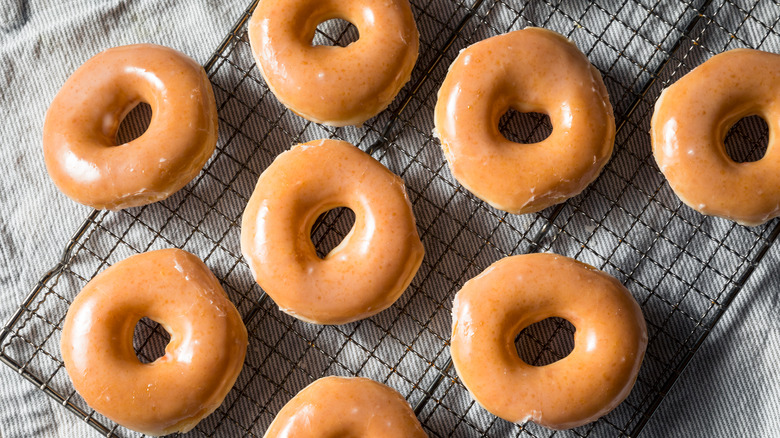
<box><xmin>450</xmin><ymin>253</ymin><xmax>647</xmax><ymax>429</ymax></box>
<box><xmin>241</xmin><ymin>139</ymin><xmax>424</xmax><ymax>325</ymax></box>
<box><xmin>434</xmin><ymin>28</ymin><xmax>615</xmax><ymax>214</ymax></box>
<box><xmin>651</xmin><ymin>49</ymin><xmax>780</xmax><ymax>226</ymax></box>
<box><xmin>43</xmin><ymin>44</ymin><xmax>218</xmax><ymax>210</ymax></box>
<box><xmin>248</xmin><ymin>0</ymin><xmax>419</xmax><ymax>126</ymax></box>
<box><xmin>264</xmin><ymin>376</ymin><xmax>427</xmax><ymax>438</ymax></box>
<box><xmin>60</xmin><ymin>249</ymin><xmax>248</xmax><ymax>436</ymax></box>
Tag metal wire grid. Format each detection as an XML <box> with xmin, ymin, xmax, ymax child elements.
<box><xmin>1</xmin><ymin>0</ymin><xmax>779</xmax><ymax>436</ymax></box>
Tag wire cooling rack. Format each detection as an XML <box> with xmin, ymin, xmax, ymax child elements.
<box><xmin>2</xmin><ymin>0</ymin><xmax>780</xmax><ymax>436</ymax></box>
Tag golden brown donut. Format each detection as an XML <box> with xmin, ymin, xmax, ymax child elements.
<box><xmin>651</xmin><ymin>49</ymin><xmax>780</xmax><ymax>226</ymax></box>
<box><xmin>264</xmin><ymin>376</ymin><xmax>427</xmax><ymax>437</ymax></box>
<box><xmin>434</xmin><ymin>28</ymin><xmax>615</xmax><ymax>214</ymax></box>
<box><xmin>450</xmin><ymin>253</ymin><xmax>647</xmax><ymax>429</ymax></box>
<box><xmin>60</xmin><ymin>249</ymin><xmax>248</xmax><ymax>436</ymax></box>
<box><xmin>248</xmin><ymin>0</ymin><xmax>419</xmax><ymax>126</ymax></box>
<box><xmin>241</xmin><ymin>139</ymin><xmax>424</xmax><ymax>324</ymax></box>
<box><xmin>43</xmin><ymin>44</ymin><xmax>218</xmax><ymax>210</ymax></box>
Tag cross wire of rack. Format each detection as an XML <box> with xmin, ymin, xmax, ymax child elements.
<box><xmin>2</xmin><ymin>0</ymin><xmax>780</xmax><ymax>436</ymax></box>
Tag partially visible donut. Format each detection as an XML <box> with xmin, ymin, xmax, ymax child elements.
<box><xmin>248</xmin><ymin>0</ymin><xmax>419</xmax><ymax>126</ymax></box>
<box><xmin>450</xmin><ymin>253</ymin><xmax>647</xmax><ymax>429</ymax></box>
<box><xmin>434</xmin><ymin>28</ymin><xmax>615</xmax><ymax>214</ymax></box>
<box><xmin>651</xmin><ymin>48</ymin><xmax>780</xmax><ymax>226</ymax></box>
<box><xmin>60</xmin><ymin>249</ymin><xmax>247</xmax><ymax>436</ymax></box>
<box><xmin>241</xmin><ymin>139</ymin><xmax>424</xmax><ymax>324</ymax></box>
<box><xmin>43</xmin><ymin>44</ymin><xmax>218</xmax><ymax>210</ymax></box>
<box><xmin>264</xmin><ymin>376</ymin><xmax>427</xmax><ymax>437</ymax></box>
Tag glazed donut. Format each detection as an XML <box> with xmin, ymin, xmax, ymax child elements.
<box><xmin>43</xmin><ymin>44</ymin><xmax>218</xmax><ymax>210</ymax></box>
<box><xmin>60</xmin><ymin>249</ymin><xmax>248</xmax><ymax>436</ymax></box>
<box><xmin>450</xmin><ymin>253</ymin><xmax>647</xmax><ymax>429</ymax></box>
<box><xmin>651</xmin><ymin>49</ymin><xmax>780</xmax><ymax>226</ymax></box>
<box><xmin>434</xmin><ymin>28</ymin><xmax>615</xmax><ymax>214</ymax></box>
<box><xmin>248</xmin><ymin>0</ymin><xmax>419</xmax><ymax>126</ymax></box>
<box><xmin>241</xmin><ymin>139</ymin><xmax>424</xmax><ymax>325</ymax></box>
<box><xmin>264</xmin><ymin>376</ymin><xmax>427</xmax><ymax>437</ymax></box>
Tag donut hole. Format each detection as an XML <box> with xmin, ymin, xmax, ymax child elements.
<box><xmin>133</xmin><ymin>317</ymin><xmax>171</xmax><ymax>364</ymax></box>
<box><xmin>499</xmin><ymin>108</ymin><xmax>552</xmax><ymax>144</ymax></box>
<box><xmin>313</xmin><ymin>19</ymin><xmax>359</xmax><ymax>47</ymax></box>
<box><xmin>515</xmin><ymin>317</ymin><xmax>575</xmax><ymax>366</ymax></box>
<box><xmin>115</xmin><ymin>102</ymin><xmax>152</xmax><ymax>146</ymax></box>
<box><xmin>311</xmin><ymin>207</ymin><xmax>356</xmax><ymax>259</ymax></box>
<box><xmin>724</xmin><ymin>115</ymin><xmax>769</xmax><ymax>163</ymax></box>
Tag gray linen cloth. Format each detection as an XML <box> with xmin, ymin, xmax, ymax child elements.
<box><xmin>0</xmin><ymin>0</ymin><xmax>778</xmax><ymax>437</ymax></box>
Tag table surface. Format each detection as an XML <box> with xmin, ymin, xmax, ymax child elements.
<box><xmin>1</xmin><ymin>0</ymin><xmax>779</xmax><ymax>437</ymax></box>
